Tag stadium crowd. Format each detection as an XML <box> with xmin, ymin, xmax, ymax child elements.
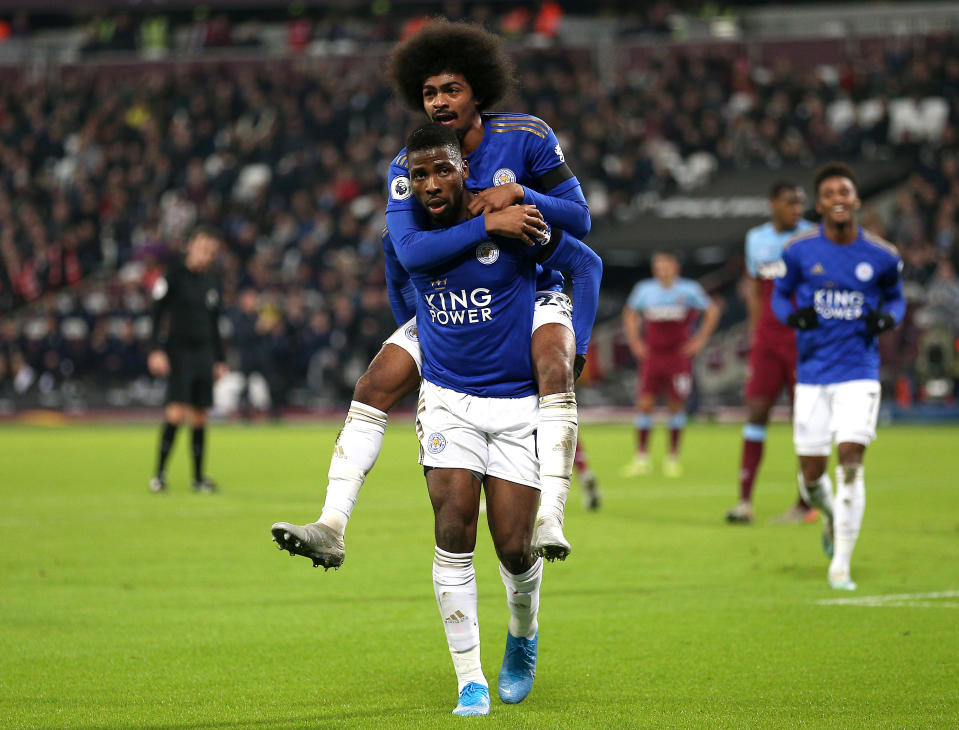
<box><xmin>1</xmin><ymin>18</ymin><xmax>957</xmax><ymax>409</ymax></box>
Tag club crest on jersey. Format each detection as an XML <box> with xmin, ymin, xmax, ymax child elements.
<box><xmin>855</xmin><ymin>262</ymin><xmax>874</xmax><ymax>282</ymax></box>
<box><xmin>390</xmin><ymin>176</ymin><xmax>412</xmax><ymax>200</ymax></box>
<box><xmin>206</xmin><ymin>289</ymin><xmax>219</xmax><ymax>308</ymax></box>
<box><xmin>151</xmin><ymin>277</ymin><xmax>168</xmax><ymax>300</ymax></box>
<box><xmin>427</xmin><ymin>432</ymin><xmax>447</xmax><ymax>454</ymax></box>
<box><xmin>492</xmin><ymin>168</ymin><xmax>516</xmax><ymax>186</ymax></box>
<box><xmin>476</xmin><ymin>243</ymin><xmax>500</xmax><ymax>265</ymax></box>
<box><xmin>404</xmin><ymin>323</ymin><xmax>418</xmax><ymax>341</ymax></box>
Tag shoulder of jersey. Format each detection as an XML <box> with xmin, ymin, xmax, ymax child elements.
<box><xmin>380</xmin><ymin>225</ymin><xmax>389</xmax><ymax>241</ymax></box>
<box><xmin>782</xmin><ymin>225</ymin><xmax>820</xmax><ymax>251</ymax></box>
<box><xmin>746</xmin><ymin>221</ymin><xmax>773</xmax><ymax>239</ymax></box>
<box><xmin>487</xmin><ymin>112</ymin><xmax>552</xmax><ymax>140</ymax></box>
<box><xmin>391</xmin><ymin>147</ymin><xmax>410</xmax><ymax>170</ymax></box>
<box><xmin>862</xmin><ymin>228</ymin><xmax>900</xmax><ymax>258</ymax></box>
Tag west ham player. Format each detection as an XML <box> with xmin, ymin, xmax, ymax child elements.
<box><xmin>726</xmin><ymin>182</ymin><xmax>815</xmax><ymax>525</ymax></box>
<box><xmin>621</xmin><ymin>251</ymin><xmax>719</xmax><ymax>477</ymax></box>
<box><xmin>408</xmin><ymin>124</ymin><xmax>598</xmax><ymax>715</ymax></box>
<box><xmin>271</xmin><ymin>20</ymin><xmax>595</xmax><ymax>568</ymax></box>
<box><xmin>773</xmin><ymin>162</ymin><xmax>904</xmax><ymax>591</ymax></box>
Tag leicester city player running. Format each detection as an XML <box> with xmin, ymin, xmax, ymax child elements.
<box><xmin>406</xmin><ymin>123</ymin><xmax>599</xmax><ymax>716</ymax></box>
<box><xmin>772</xmin><ymin>162</ymin><xmax>904</xmax><ymax>591</ymax></box>
<box><xmin>272</xmin><ymin>20</ymin><xmax>597</xmax><ymax>569</ymax></box>
<box><xmin>726</xmin><ymin>182</ymin><xmax>815</xmax><ymax>525</ymax></box>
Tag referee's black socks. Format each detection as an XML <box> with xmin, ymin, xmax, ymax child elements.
<box><xmin>191</xmin><ymin>426</ymin><xmax>206</xmax><ymax>483</ymax></box>
<box><xmin>156</xmin><ymin>421</ymin><xmax>178</xmax><ymax>476</ymax></box>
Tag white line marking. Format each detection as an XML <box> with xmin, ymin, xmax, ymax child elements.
<box><xmin>818</xmin><ymin>589</ymin><xmax>959</xmax><ymax>607</ymax></box>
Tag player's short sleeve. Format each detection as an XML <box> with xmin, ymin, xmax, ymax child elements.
<box><xmin>522</xmin><ymin>117</ymin><xmax>568</xmax><ymax>179</ymax></box>
<box><xmin>682</xmin><ymin>279</ymin><xmax>711</xmax><ymax>310</ymax></box>
<box><xmin>626</xmin><ymin>282</ymin><xmax>647</xmax><ymax>312</ymax></box>
<box><xmin>744</xmin><ymin>228</ymin><xmax>760</xmax><ymax>277</ymax></box>
<box><xmin>878</xmin><ymin>249</ymin><xmax>904</xmax><ymax>287</ymax></box>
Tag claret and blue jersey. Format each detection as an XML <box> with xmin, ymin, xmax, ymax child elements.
<box><xmin>625</xmin><ymin>277</ymin><xmax>711</xmax><ymax>352</ymax></box>
<box><xmin>772</xmin><ymin>226</ymin><xmax>905</xmax><ymax>385</ymax></box>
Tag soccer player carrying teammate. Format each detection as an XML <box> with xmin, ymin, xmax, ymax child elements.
<box><xmin>147</xmin><ymin>226</ymin><xmax>227</xmax><ymax>493</ymax></box>
<box><xmin>772</xmin><ymin>162</ymin><xmax>904</xmax><ymax>591</ymax></box>
<box><xmin>726</xmin><ymin>182</ymin><xmax>815</xmax><ymax>525</ymax></box>
<box><xmin>409</xmin><ymin>123</ymin><xmax>598</xmax><ymax>715</ymax></box>
<box><xmin>621</xmin><ymin>251</ymin><xmax>719</xmax><ymax>477</ymax></box>
<box><xmin>272</xmin><ymin>20</ymin><xmax>597</xmax><ymax>567</ymax></box>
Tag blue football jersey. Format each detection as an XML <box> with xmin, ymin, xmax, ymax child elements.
<box><xmin>386</xmin><ymin>113</ymin><xmax>580</xmax><ymax>293</ymax></box>
<box><xmin>774</xmin><ymin>226</ymin><xmax>904</xmax><ymax>385</ymax></box>
<box><xmin>410</xmin><ymin>237</ymin><xmax>541</xmax><ymax>398</ymax></box>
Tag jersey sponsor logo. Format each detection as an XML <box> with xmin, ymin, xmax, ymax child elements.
<box><xmin>151</xmin><ymin>277</ymin><xmax>168</xmax><ymax>300</ymax></box>
<box><xmin>476</xmin><ymin>242</ymin><xmax>500</xmax><ymax>265</ymax></box>
<box><xmin>427</xmin><ymin>432</ymin><xmax>447</xmax><ymax>454</ymax></box>
<box><xmin>855</xmin><ymin>262</ymin><xmax>874</xmax><ymax>282</ymax></box>
<box><xmin>813</xmin><ymin>289</ymin><xmax>864</xmax><ymax>320</ymax></box>
<box><xmin>424</xmin><ymin>287</ymin><xmax>493</xmax><ymax>325</ymax></box>
<box><xmin>206</xmin><ymin>289</ymin><xmax>219</xmax><ymax>308</ymax></box>
<box><xmin>390</xmin><ymin>175</ymin><xmax>412</xmax><ymax>200</ymax></box>
<box><xmin>755</xmin><ymin>259</ymin><xmax>786</xmax><ymax>279</ymax></box>
<box><xmin>645</xmin><ymin>304</ymin><xmax>687</xmax><ymax>322</ymax></box>
<box><xmin>404</xmin><ymin>323</ymin><xmax>418</xmax><ymax>341</ymax></box>
<box><xmin>492</xmin><ymin>168</ymin><xmax>516</xmax><ymax>186</ymax></box>
<box><xmin>554</xmin><ymin>143</ymin><xmax>565</xmax><ymax>163</ymax></box>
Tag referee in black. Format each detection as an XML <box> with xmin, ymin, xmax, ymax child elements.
<box><xmin>148</xmin><ymin>226</ymin><xmax>227</xmax><ymax>493</ymax></box>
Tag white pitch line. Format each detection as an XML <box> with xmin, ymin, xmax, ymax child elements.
<box><xmin>818</xmin><ymin>589</ymin><xmax>959</xmax><ymax>607</ymax></box>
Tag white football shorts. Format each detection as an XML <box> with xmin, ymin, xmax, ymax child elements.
<box><xmin>383</xmin><ymin>316</ymin><xmax>422</xmax><ymax>372</ymax></box>
<box><xmin>416</xmin><ymin>380</ymin><xmax>540</xmax><ymax>489</ymax></box>
<box><xmin>793</xmin><ymin>379</ymin><xmax>881</xmax><ymax>456</ymax></box>
<box><xmin>382</xmin><ymin>291</ymin><xmax>574</xmax><ymax>376</ymax></box>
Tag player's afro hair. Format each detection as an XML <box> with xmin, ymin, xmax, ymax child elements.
<box><xmin>388</xmin><ymin>19</ymin><xmax>515</xmax><ymax>113</ymax></box>
<box><xmin>813</xmin><ymin>162</ymin><xmax>858</xmax><ymax>196</ymax></box>
<box><xmin>406</xmin><ymin>122</ymin><xmax>462</xmax><ymax>158</ymax></box>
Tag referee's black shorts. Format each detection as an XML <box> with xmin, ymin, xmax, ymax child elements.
<box><xmin>165</xmin><ymin>342</ymin><xmax>215</xmax><ymax>408</ymax></box>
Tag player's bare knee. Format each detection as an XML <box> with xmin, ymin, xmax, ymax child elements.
<box><xmin>165</xmin><ymin>404</ymin><xmax>186</xmax><ymax>424</ymax></box>
<box><xmin>837</xmin><ymin>442</ymin><xmax>865</xmax><ymax>467</ymax></box>
<box><xmin>354</xmin><ymin>350</ymin><xmax>418</xmax><ymax>412</ymax></box>
<box><xmin>534</xmin><ymin>356</ymin><xmax>573</xmax><ymax>395</ymax></box>
<box><xmin>800</xmin><ymin>457</ymin><xmax>826</xmax><ymax>483</ymax></box>
<box><xmin>189</xmin><ymin>408</ymin><xmax>206</xmax><ymax>428</ymax></box>
<box><xmin>435</xmin><ymin>523</ymin><xmax>474</xmax><ymax>554</ymax></box>
<box><xmin>496</xmin><ymin>544</ymin><xmax>531</xmax><ymax>576</ymax></box>
<box><xmin>746</xmin><ymin>399</ymin><xmax>773</xmax><ymax>425</ymax></box>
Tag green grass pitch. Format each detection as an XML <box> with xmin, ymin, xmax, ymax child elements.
<box><xmin>2</xmin><ymin>420</ymin><xmax>958</xmax><ymax>729</ymax></box>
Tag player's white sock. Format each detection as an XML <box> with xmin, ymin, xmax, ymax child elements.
<box><xmin>433</xmin><ymin>547</ymin><xmax>486</xmax><ymax>692</ymax></box>
<box><xmin>798</xmin><ymin>472</ymin><xmax>834</xmax><ymax>520</ymax></box>
<box><xmin>536</xmin><ymin>392</ymin><xmax>578</xmax><ymax>523</ymax></box>
<box><xmin>499</xmin><ymin>557</ymin><xmax>543</xmax><ymax>640</ymax></box>
<box><xmin>830</xmin><ymin>464</ymin><xmax>865</xmax><ymax>579</ymax></box>
<box><xmin>317</xmin><ymin>401</ymin><xmax>387</xmax><ymax>535</ymax></box>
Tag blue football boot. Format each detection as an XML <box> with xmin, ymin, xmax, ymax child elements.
<box><xmin>497</xmin><ymin>632</ymin><xmax>537</xmax><ymax>704</ymax></box>
<box><xmin>452</xmin><ymin>682</ymin><xmax>490</xmax><ymax>717</ymax></box>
